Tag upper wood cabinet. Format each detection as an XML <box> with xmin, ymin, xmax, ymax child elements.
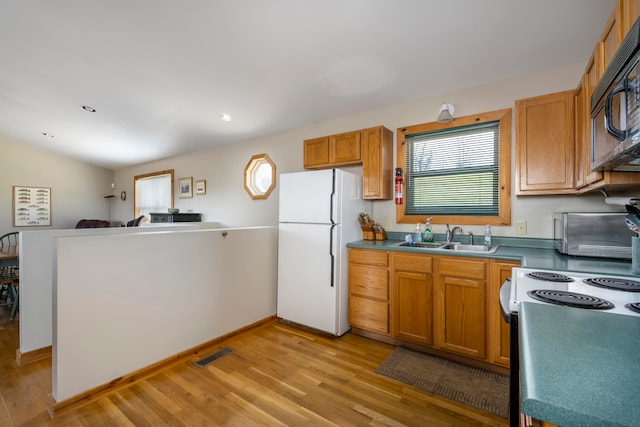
<box><xmin>303</xmin><ymin>131</ymin><xmax>361</xmax><ymax>168</ymax></box>
<box><xmin>515</xmin><ymin>90</ymin><xmax>576</xmax><ymax>195</ymax></box>
<box><xmin>303</xmin><ymin>136</ymin><xmax>330</xmax><ymax>168</ymax></box>
<box><xmin>362</xmin><ymin>126</ymin><xmax>393</xmax><ymax>200</ymax></box>
<box><xmin>303</xmin><ymin>126</ymin><xmax>393</xmax><ymax>200</ymax></box>
<box><xmin>600</xmin><ymin>0</ymin><xmax>624</xmax><ymax>72</ymax></box>
<box><xmin>623</xmin><ymin>0</ymin><xmax>640</xmax><ymax>36</ymax></box>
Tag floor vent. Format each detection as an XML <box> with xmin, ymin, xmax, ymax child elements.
<box><xmin>193</xmin><ymin>347</ymin><xmax>234</xmax><ymax>368</ymax></box>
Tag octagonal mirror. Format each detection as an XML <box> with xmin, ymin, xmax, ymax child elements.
<box><xmin>244</xmin><ymin>153</ymin><xmax>276</xmax><ymax>199</ymax></box>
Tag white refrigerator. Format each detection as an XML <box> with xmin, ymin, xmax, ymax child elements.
<box><xmin>277</xmin><ymin>169</ymin><xmax>372</xmax><ymax>336</ymax></box>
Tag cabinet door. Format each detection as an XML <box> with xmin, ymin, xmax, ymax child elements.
<box><xmin>362</xmin><ymin>126</ymin><xmax>393</xmax><ymax>200</ymax></box>
<box><xmin>329</xmin><ymin>131</ymin><xmax>361</xmax><ymax>164</ymax></box>
<box><xmin>434</xmin><ymin>257</ymin><xmax>487</xmax><ymax>359</ymax></box>
<box><xmin>393</xmin><ymin>271</ymin><xmax>432</xmax><ymax>344</ymax></box>
<box><xmin>624</xmin><ymin>0</ymin><xmax>640</xmax><ymax>36</ymax></box>
<box><xmin>303</xmin><ymin>137</ymin><xmax>330</xmax><ymax>168</ymax></box>
<box><xmin>515</xmin><ymin>90</ymin><xmax>576</xmax><ymax>195</ymax></box>
<box><xmin>488</xmin><ymin>260</ymin><xmax>520</xmax><ymax>368</ymax></box>
<box><xmin>601</xmin><ymin>1</ymin><xmax>623</xmax><ymax>71</ymax></box>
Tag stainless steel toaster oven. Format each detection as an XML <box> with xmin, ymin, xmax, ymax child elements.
<box><xmin>553</xmin><ymin>212</ymin><xmax>634</xmax><ymax>259</ymax></box>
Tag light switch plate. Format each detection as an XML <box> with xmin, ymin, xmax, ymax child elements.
<box><xmin>516</xmin><ymin>220</ymin><xmax>527</xmax><ymax>235</ymax></box>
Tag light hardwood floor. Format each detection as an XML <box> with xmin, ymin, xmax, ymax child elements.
<box><xmin>0</xmin><ymin>306</ymin><xmax>509</xmax><ymax>426</ymax></box>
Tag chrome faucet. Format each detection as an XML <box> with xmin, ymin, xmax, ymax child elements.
<box><xmin>445</xmin><ymin>223</ymin><xmax>463</xmax><ymax>242</ymax></box>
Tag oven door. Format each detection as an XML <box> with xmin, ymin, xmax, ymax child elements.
<box><xmin>500</xmin><ymin>279</ymin><xmax>519</xmax><ymax>427</ymax></box>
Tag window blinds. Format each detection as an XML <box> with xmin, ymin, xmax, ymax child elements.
<box><xmin>404</xmin><ymin>121</ymin><xmax>500</xmax><ymax>216</ymax></box>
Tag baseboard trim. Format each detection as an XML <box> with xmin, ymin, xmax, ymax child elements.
<box><xmin>16</xmin><ymin>346</ymin><xmax>52</xmax><ymax>366</ymax></box>
<box><xmin>48</xmin><ymin>315</ymin><xmax>278</xmax><ymax>418</ymax></box>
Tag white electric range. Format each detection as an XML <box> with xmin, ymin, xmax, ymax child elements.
<box><xmin>506</xmin><ymin>267</ymin><xmax>640</xmax><ymax>317</ymax></box>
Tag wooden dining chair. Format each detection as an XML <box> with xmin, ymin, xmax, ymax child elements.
<box><xmin>0</xmin><ymin>232</ymin><xmax>18</xmax><ymax>247</ymax></box>
<box><xmin>0</xmin><ymin>266</ymin><xmax>18</xmax><ymax>319</ymax></box>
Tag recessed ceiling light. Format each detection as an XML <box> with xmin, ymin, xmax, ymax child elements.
<box><xmin>82</xmin><ymin>105</ymin><xmax>96</xmax><ymax>112</ymax></box>
<box><xmin>219</xmin><ymin>113</ymin><xmax>231</xmax><ymax>122</ymax></box>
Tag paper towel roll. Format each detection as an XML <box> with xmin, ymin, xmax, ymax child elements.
<box><xmin>605</xmin><ymin>197</ymin><xmax>640</xmax><ymax>206</ymax></box>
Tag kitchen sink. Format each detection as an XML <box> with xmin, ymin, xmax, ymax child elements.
<box><xmin>439</xmin><ymin>243</ymin><xmax>499</xmax><ymax>253</ymax></box>
<box><xmin>396</xmin><ymin>241</ymin><xmax>446</xmax><ymax>248</ymax></box>
<box><xmin>394</xmin><ymin>241</ymin><xmax>499</xmax><ymax>253</ymax></box>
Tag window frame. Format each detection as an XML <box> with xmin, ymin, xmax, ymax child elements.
<box><xmin>134</xmin><ymin>169</ymin><xmax>174</xmax><ymax>219</ymax></box>
<box><xmin>244</xmin><ymin>153</ymin><xmax>276</xmax><ymax>200</ymax></box>
<box><xmin>396</xmin><ymin>108</ymin><xmax>512</xmax><ymax>226</ymax></box>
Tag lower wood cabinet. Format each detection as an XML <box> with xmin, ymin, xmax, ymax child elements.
<box><xmin>434</xmin><ymin>256</ymin><xmax>488</xmax><ymax>359</ymax></box>
<box><xmin>348</xmin><ymin>248</ymin><xmax>390</xmax><ymax>335</ymax></box>
<box><xmin>349</xmin><ymin>248</ymin><xmax>513</xmax><ymax>368</ymax></box>
<box><xmin>489</xmin><ymin>259</ymin><xmax>520</xmax><ymax>368</ymax></box>
<box><xmin>390</xmin><ymin>253</ymin><xmax>433</xmax><ymax>345</ymax></box>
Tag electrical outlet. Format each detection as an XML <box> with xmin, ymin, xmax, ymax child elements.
<box><xmin>516</xmin><ymin>220</ymin><xmax>527</xmax><ymax>235</ymax></box>
<box><xmin>385</xmin><ymin>218</ymin><xmax>392</xmax><ymax>229</ymax></box>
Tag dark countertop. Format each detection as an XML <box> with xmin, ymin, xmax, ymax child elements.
<box><xmin>519</xmin><ymin>302</ymin><xmax>640</xmax><ymax>427</ymax></box>
<box><xmin>347</xmin><ymin>234</ymin><xmax>636</xmax><ymax>276</ymax></box>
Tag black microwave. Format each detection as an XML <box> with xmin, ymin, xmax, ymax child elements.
<box><xmin>591</xmin><ymin>17</ymin><xmax>640</xmax><ymax>171</ymax></box>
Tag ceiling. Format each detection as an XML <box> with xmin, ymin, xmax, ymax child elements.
<box><xmin>1</xmin><ymin>0</ymin><xmax>616</xmax><ymax>170</ymax></box>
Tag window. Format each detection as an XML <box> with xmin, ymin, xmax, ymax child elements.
<box><xmin>397</xmin><ymin>109</ymin><xmax>511</xmax><ymax>226</ymax></box>
<box><xmin>134</xmin><ymin>169</ymin><xmax>174</xmax><ymax>218</ymax></box>
<box><xmin>244</xmin><ymin>154</ymin><xmax>276</xmax><ymax>199</ymax></box>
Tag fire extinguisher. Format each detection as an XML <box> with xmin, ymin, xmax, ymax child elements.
<box><xmin>395</xmin><ymin>168</ymin><xmax>403</xmax><ymax>205</ymax></box>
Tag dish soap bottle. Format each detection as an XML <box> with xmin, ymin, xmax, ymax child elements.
<box><xmin>484</xmin><ymin>225</ymin><xmax>492</xmax><ymax>246</ymax></box>
<box><xmin>423</xmin><ymin>217</ymin><xmax>434</xmax><ymax>242</ymax></box>
<box><xmin>414</xmin><ymin>223</ymin><xmax>423</xmax><ymax>242</ymax></box>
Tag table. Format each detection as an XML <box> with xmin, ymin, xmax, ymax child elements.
<box><xmin>0</xmin><ymin>245</ymin><xmax>17</xmax><ymax>268</ymax></box>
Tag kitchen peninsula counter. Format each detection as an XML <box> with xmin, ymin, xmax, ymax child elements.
<box><xmin>346</xmin><ymin>234</ymin><xmax>636</xmax><ymax>277</ymax></box>
<box><xmin>519</xmin><ymin>302</ymin><xmax>640</xmax><ymax>426</ymax></box>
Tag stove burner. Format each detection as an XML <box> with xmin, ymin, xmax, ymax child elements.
<box><xmin>583</xmin><ymin>277</ymin><xmax>640</xmax><ymax>292</ymax></box>
<box><xmin>526</xmin><ymin>271</ymin><xmax>574</xmax><ymax>282</ymax></box>
<box><xmin>527</xmin><ymin>289</ymin><xmax>614</xmax><ymax>309</ymax></box>
<box><xmin>626</xmin><ymin>303</ymin><xmax>640</xmax><ymax>313</ymax></box>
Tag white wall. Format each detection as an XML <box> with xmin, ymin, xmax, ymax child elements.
<box><xmin>53</xmin><ymin>226</ymin><xmax>277</xmax><ymax>402</ymax></box>
<box><xmin>19</xmin><ymin>224</ymin><xmax>203</xmax><ymax>354</ymax></box>
<box><xmin>112</xmin><ymin>62</ymin><xmax>636</xmax><ymax>238</ymax></box>
<box><xmin>0</xmin><ymin>139</ymin><xmax>114</xmax><ymax>232</ymax></box>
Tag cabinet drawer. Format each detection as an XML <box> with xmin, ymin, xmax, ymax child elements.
<box><xmin>349</xmin><ymin>264</ymin><xmax>388</xmax><ymax>299</ymax></box>
<box><xmin>391</xmin><ymin>253</ymin><xmax>432</xmax><ymax>273</ymax></box>
<box><xmin>349</xmin><ymin>296</ymin><xmax>389</xmax><ymax>334</ymax></box>
<box><xmin>349</xmin><ymin>249</ymin><xmax>388</xmax><ymax>267</ymax></box>
<box><xmin>438</xmin><ymin>257</ymin><xmax>486</xmax><ymax>280</ymax></box>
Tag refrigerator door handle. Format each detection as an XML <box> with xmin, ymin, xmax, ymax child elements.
<box><xmin>330</xmin><ymin>169</ymin><xmax>336</xmax><ymax>225</ymax></box>
<box><xmin>329</xmin><ymin>224</ymin><xmax>336</xmax><ymax>287</ymax></box>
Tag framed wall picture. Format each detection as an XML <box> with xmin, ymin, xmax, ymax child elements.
<box><xmin>13</xmin><ymin>186</ymin><xmax>51</xmax><ymax>226</ymax></box>
<box><xmin>195</xmin><ymin>180</ymin><xmax>206</xmax><ymax>195</ymax></box>
<box><xmin>178</xmin><ymin>177</ymin><xmax>193</xmax><ymax>199</ymax></box>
